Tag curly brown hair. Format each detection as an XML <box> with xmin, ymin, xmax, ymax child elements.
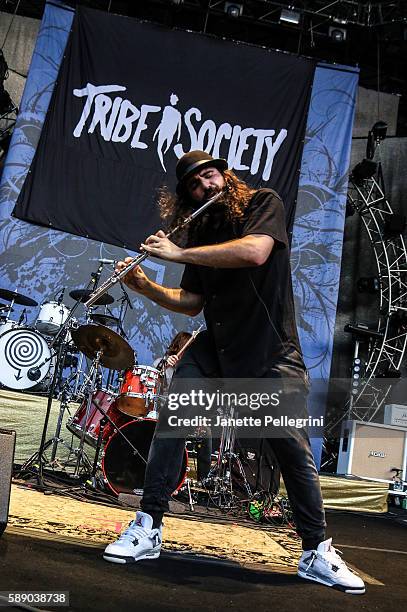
<box><xmin>166</xmin><ymin>331</ymin><xmax>192</xmax><ymax>356</ymax></box>
<box><xmin>157</xmin><ymin>169</ymin><xmax>255</xmax><ymax>245</ymax></box>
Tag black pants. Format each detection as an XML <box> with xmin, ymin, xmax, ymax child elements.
<box><xmin>141</xmin><ymin>355</ymin><xmax>326</xmax><ymax>550</ymax></box>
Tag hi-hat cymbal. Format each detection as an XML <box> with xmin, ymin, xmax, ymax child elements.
<box><xmin>69</xmin><ymin>289</ymin><xmax>114</xmax><ymax>306</ymax></box>
<box><xmin>71</xmin><ymin>324</ymin><xmax>134</xmax><ymax>370</ymax></box>
<box><xmin>90</xmin><ymin>313</ymin><xmax>120</xmax><ymax>327</ymax></box>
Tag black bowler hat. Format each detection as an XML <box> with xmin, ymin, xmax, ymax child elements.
<box><xmin>176</xmin><ymin>150</ymin><xmax>228</xmax><ymax>194</ymax></box>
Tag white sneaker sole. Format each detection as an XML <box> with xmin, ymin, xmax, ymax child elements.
<box><xmin>297</xmin><ymin>569</ymin><xmax>365</xmax><ymax>594</ymax></box>
<box><xmin>103</xmin><ymin>549</ymin><xmax>161</xmax><ymax>564</ymax></box>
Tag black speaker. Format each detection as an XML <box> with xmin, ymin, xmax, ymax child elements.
<box><xmin>0</xmin><ymin>429</ymin><xmax>16</xmax><ymax>537</ymax></box>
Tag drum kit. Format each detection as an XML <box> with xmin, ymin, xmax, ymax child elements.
<box><xmin>0</xmin><ymin>281</ymin><xmax>258</xmax><ymax>508</ymax></box>
<box><xmin>0</xmin><ymin>262</ymin><xmax>182</xmax><ymax>495</ymax></box>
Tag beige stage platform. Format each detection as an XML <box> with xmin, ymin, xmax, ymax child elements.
<box><xmin>8</xmin><ymin>484</ymin><xmax>301</xmax><ymax>571</ymax></box>
<box><xmin>7</xmin><ymin>484</ymin><xmax>382</xmax><ymax>587</ymax></box>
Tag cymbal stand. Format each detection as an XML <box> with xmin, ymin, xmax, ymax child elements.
<box><xmin>2</xmin><ymin>295</ymin><xmax>15</xmax><ymax>324</ymax></box>
<box><xmin>204</xmin><ymin>403</ymin><xmax>251</xmax><ymax>508</ymax></box>
<box><xmin>18</xmin><ymin>326</ymin><xmax>76</xmax><ymax>484</ymax></box>
<box><xmin>73</xmin><ymin>349</ymin><xmax>103</xmax><ymax>477</ymax></box>
<box><xmin>72</xmin><ymin>308</ymin><xmax>95</xmax><ymax>400</ymax></box>
<box><xmin>73</xmin><ymin>341</ymin><xmax>101</xmax><ymax>400</ymax></box>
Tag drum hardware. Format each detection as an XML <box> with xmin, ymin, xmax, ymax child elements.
<box><xmin>191</xmin><ymin>404</ymin><xmax>252</xmax><ymax>509</ymax></box>
<box><xmin>83</xmin><ymin>190</ymin><xmax>224</xmax><ymax>309</ymax></box>
<box><xmin>71</xmin><ymin>306</ymin><xmax>98</xmax><ymax>400</ymax></box>
<box><xmin>18</xmin><ymin>326</ymin><xmax>80</xmax><ymax>484</ymax></box>
<box><xmin>72</xmin><ymin>348</ymin><xmax>105</xmax><ymax>476</ymax></box>
<box><xmin>49</xmin><ymin>388</ymin><xmax>77</xmax><ymax>465</ymax></box>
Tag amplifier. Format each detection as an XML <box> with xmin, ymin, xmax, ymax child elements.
<box><xmin>337</xmin><ymin>420</ymin><xmax>407</xmax><ymax>481</ymax></box>
<box><xmin>0</xmin><ymin>429</ymin><xmax>16</xmax><ymax>537</ymax></box>
<box><xmin>384</xmin><ymin>404</ymin><xmax>407</xmax><ymax>428</ymax></box>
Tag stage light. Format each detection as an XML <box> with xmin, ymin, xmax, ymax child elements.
<box><xmin>384</xmin><ymin>214</ymin><xmax>406</xmax><ymax>237</ymax></box>
<box><xmin>329</xmin><ymin>26</ymin><xmax>347</xmax><ymax>42</ymax></box>
<box><xmin>350</xmin><ymin>357</ymin><xmax>364</xmax><ymax>395</ymax></box>
<box><xmin>224</xmin><ymin>2</ymin><xmax>243</xmax><ymax>18</ymax></box>
<box><xmin>344</xmin><ymin>322</ymin><xmax>384</xmax><ymax>340</ymax></box>
<box><xmin>357</xmin><ymin>277</ymin><xmax>380</xmax><ymax>294</ymax></box>
<box><xmin>351</xmin><ymin>158</ymin><xmax>377</xmax><ymax>183</ymax></box>
<box><xmin>280</xmin><ymin>8</ymin><xmax>301</xmax><ymax>25</ymax></box>
<box><xmin>367</xmin><ymin>121</ymin><xmax>388</xmax><ymax>159</ymax></box>
<box><xmin>372</xmin><ymin>121</ymin><xmax>387</xmax><ymax>142</ymax></box>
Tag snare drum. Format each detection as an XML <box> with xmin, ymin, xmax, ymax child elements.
<box><xmin>116</xmin><ymin>365</ymin><xmax>161</xmax><ymax>417</ymax></box>
<box><xmin>66</xmin><ymin>389</ymin><xmax>129</xmax><ymax>448</ymax></box>
<box><xmin>36</xmin><ymin>301</ymin><xmax>69</xmax><ymax>335</ymax></box>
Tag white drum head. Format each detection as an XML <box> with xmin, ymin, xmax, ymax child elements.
<box><xmin>0</xmin><ymin>327</ymin><xmax>51</xmax><ymax>390</ymax></box>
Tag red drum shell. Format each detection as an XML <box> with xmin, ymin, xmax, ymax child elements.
<box><xmin>102</xmin><ymin>418</ymin><xmax>187</xmax><ymax>496</ymax></box>
<box><xmin>66</xmin><ymin>390</ymin><xmax>129</xmax><ymax>448</ymax></box>
<box><xmin>116</xmin><ymin>365</ymin><xmax>161</xmax><ymax>417</ymax></box>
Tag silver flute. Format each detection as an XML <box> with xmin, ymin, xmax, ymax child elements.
<box><xmin>84</xmin><ymin>190</ymin><xmax>224</xmax><ymax>309</ymax></box>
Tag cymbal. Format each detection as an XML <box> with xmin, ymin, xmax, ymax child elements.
<box><xmin>0</xmin><ymin>288</ymin><xmax>38</xmax><ymax>307</ymax></box>
<box><xmin>90</xmin><ymin>313</ymin><xmax>120</xmax><ymax>327</ymax></box>
<box><xmin>69</xmin><ymin>289</ymin><xmax>114</xmax><ymax>306</ymax></box>
<box><xmin>71</xmin><ymin>324</ymin><xmax>134</xmax><ymax>370</ymax></box>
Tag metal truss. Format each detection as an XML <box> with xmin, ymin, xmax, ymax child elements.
<box><xmin>163</xmin><ymin>1</ymin><xmax>407</xmax><ymax>27</ymax></box>
<box><xmin>345</xmin><ymin>173</ymin><xmax>407</xmax><ymax>421</ymax></box>
<box><xmin>0</xmin><ymin>105</ymin><xmax>17</xmax><ymax>138</ymax></box>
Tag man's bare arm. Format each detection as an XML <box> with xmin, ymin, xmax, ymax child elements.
<box><xmin>141</xmin><ymin>233</ymin><xmax>275</xmax><ymax>268</ymax></box>
<box><xmin>142</xmin><ymin>281</ymin><xmax>204</xmax><ymax>316</ymax></box>
<box><xmin>115</xmin><ymin>259</ymin><xmax>204</xmax><ymax>316</ymax></box>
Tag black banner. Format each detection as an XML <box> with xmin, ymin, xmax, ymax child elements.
<box><xmin>14</xmin><ymin>6</ymin><xmax>315</xmax><ymax>250</ymax></box>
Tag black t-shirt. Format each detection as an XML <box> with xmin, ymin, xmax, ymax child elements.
<box><xmin>180</xmin><ymin>188</ymin><xmax>304</xmax><ymax>377</ymax></box>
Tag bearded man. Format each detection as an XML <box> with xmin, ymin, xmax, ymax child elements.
<box><xmin>103</xmin><ymin>151</ymin><xmax>365</xmax><ymax>595</ymax></box>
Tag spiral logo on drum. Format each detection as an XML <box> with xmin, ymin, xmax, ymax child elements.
<box><xmin>5</xmin><ymin>332</ymin><xmax>44</xmax><ymax>370</ymax></box>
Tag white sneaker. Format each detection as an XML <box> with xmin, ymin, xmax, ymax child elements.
<box><xmin>103</xmin><ymin>511</ymin><xmax>162</xmax><ymax>564</ymax></box>
<box><xmin>297</xmin><ymin>538</ymin><xmax>365</xmax><ymax>594</ymax></box>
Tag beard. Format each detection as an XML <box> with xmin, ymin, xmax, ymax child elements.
<box><xmin>201</xmin><ymin>185</ymin><xmax>231</xmax><ymax>210</ymax></box>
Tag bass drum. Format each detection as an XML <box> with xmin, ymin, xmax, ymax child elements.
<box><xmin>102</xmin><ymin>419</ymin><xmax>187</xmax><ymax>496</ymax></box>
<box><xmin>0</xmin><ymin>327</ymin><xmax>51</xmax><ymax>390</ymax></box>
